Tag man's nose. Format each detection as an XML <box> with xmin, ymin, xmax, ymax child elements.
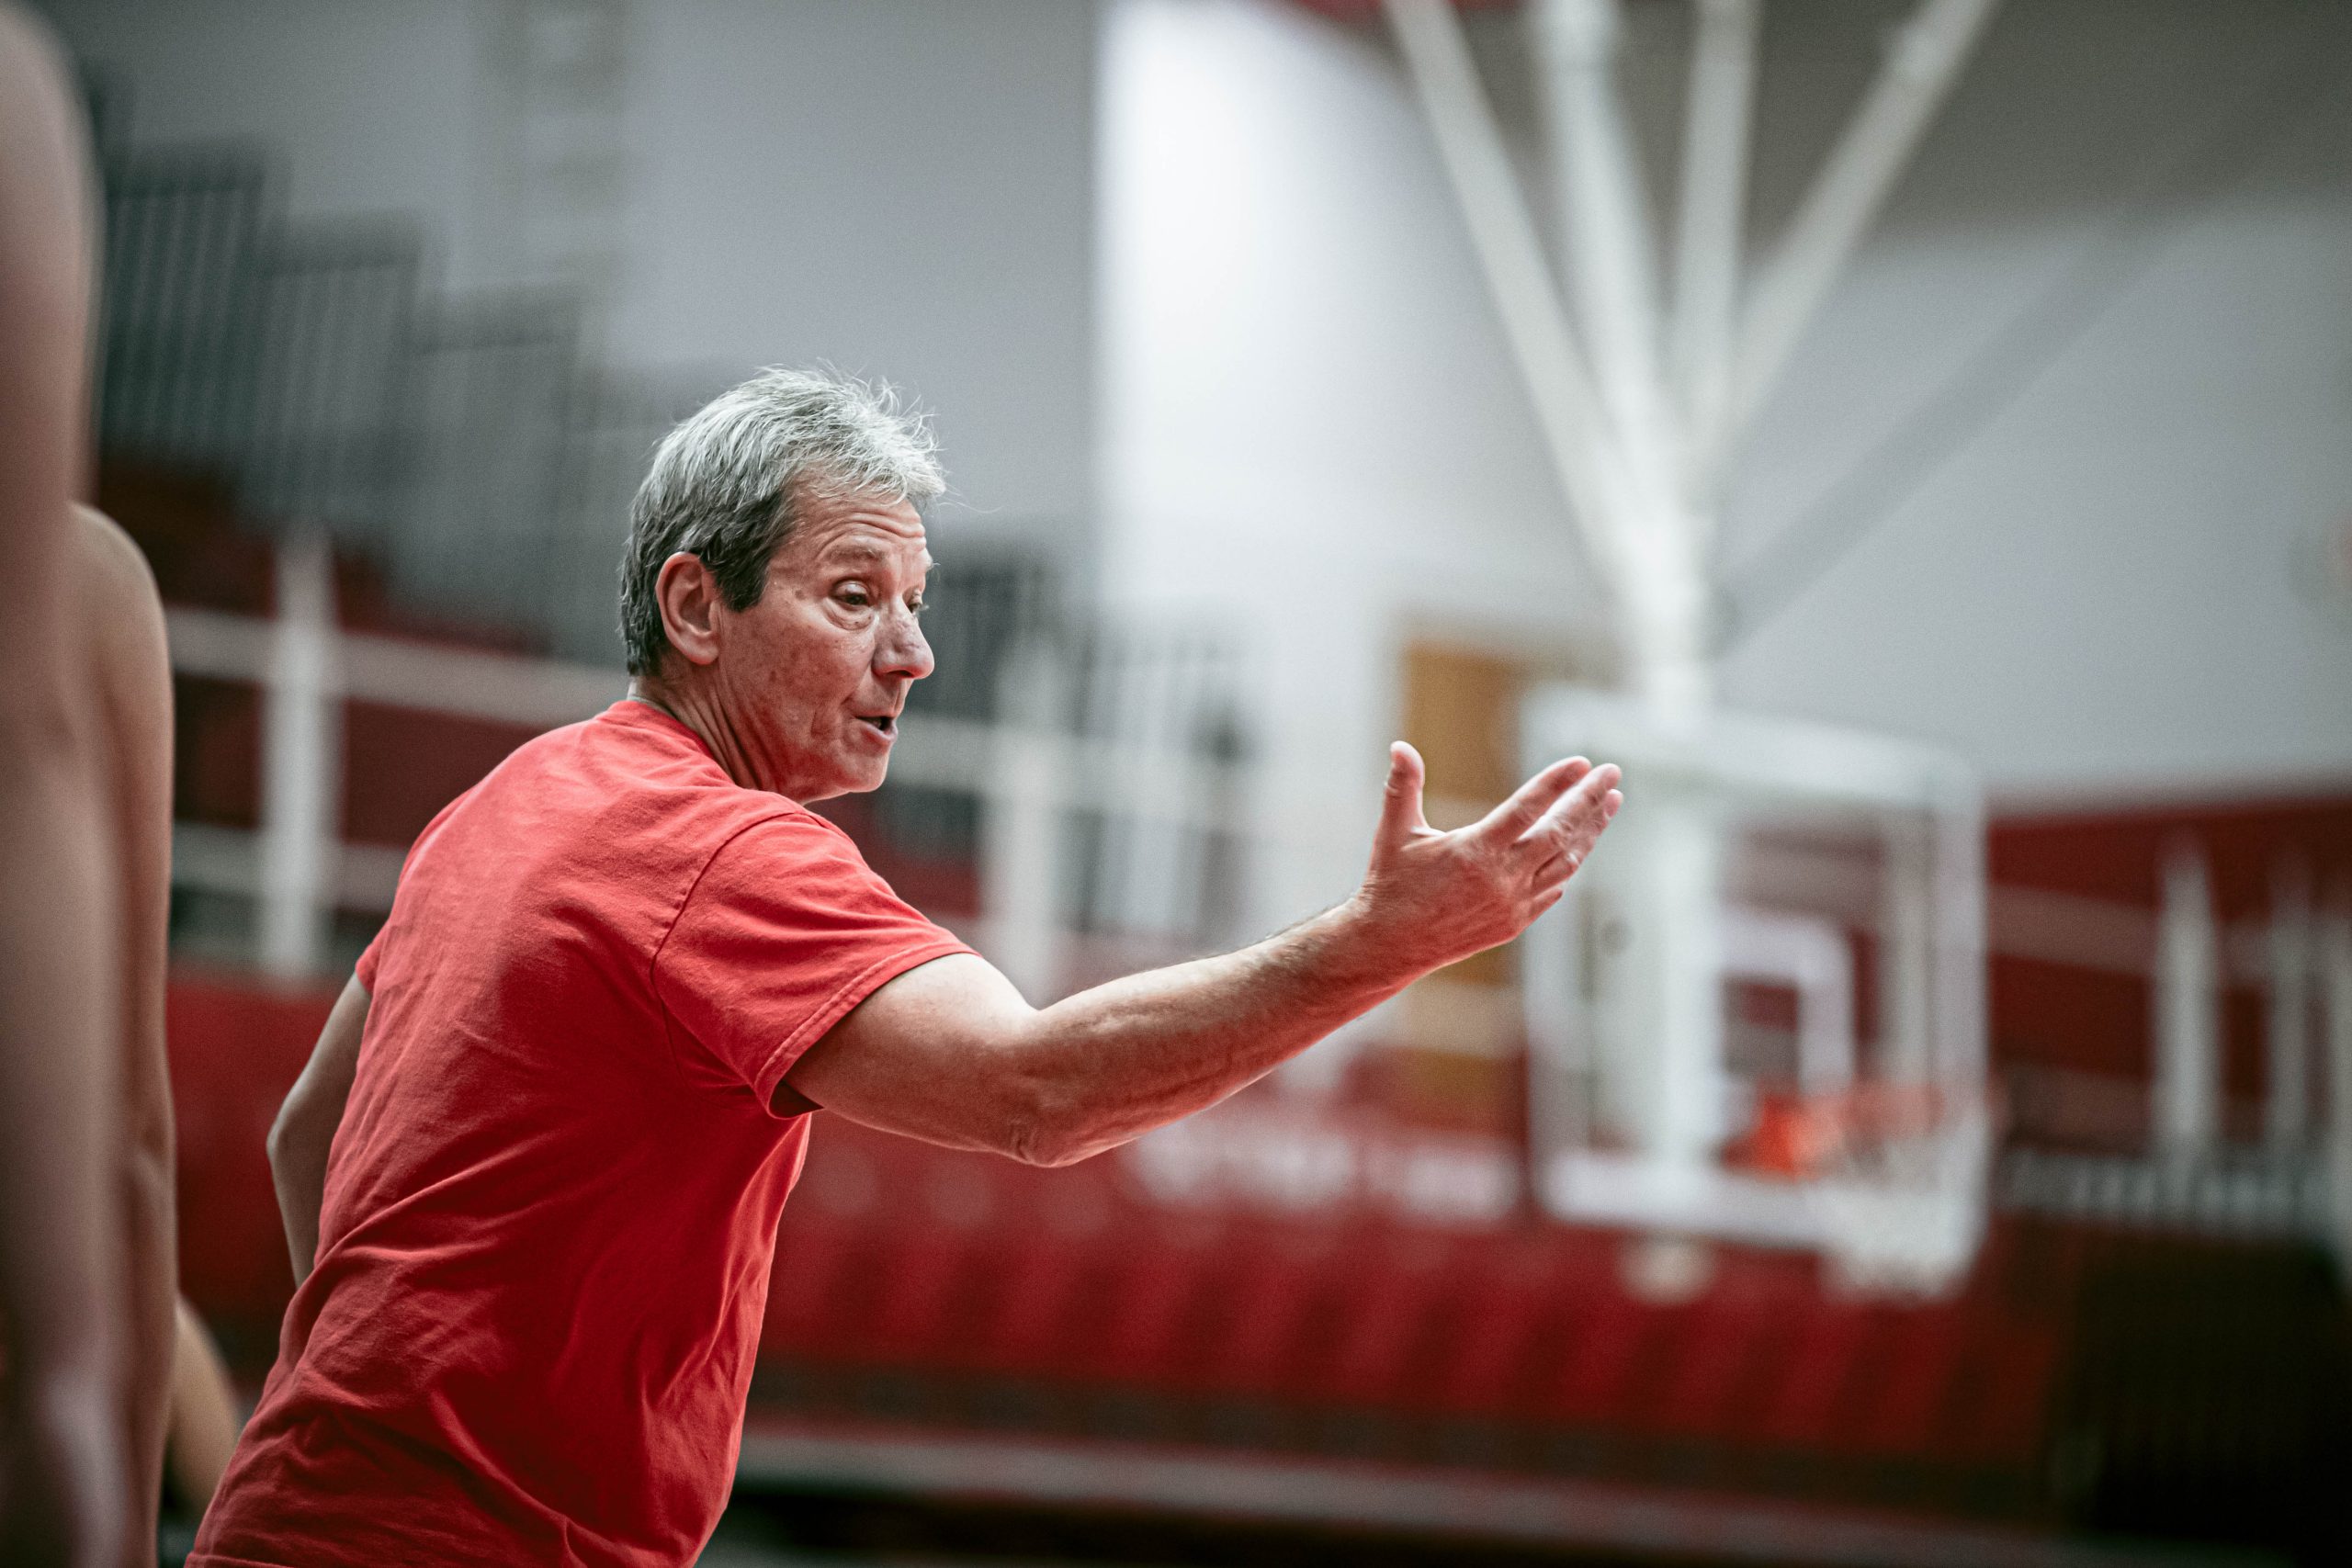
<box><xmin>876</xmin><ymin>608</ymin><xmax>933</xmax><ymax>682</ymax></box>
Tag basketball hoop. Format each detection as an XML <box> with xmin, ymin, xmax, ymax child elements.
<box><xmin>1521</xmin><ymin>688</ymin><xmax>1992</xmax><ymax>1298</ymax></box>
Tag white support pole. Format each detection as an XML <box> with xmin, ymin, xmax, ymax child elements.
<box><xmin>1528</xmin><ymin>0</ymin><xmax>1721</xmax><ymax>717</ymax></box>
<box><xmin>1532</xmin><ymin>0</ymin><xmax>1678</xmax><ymax>491</ymax></box>
<box><xmin>1930</xmin><ymin>788</ymin><xmax>1986</xmax><ymax>1092</ymax></box>
<box><xmin>1725</xmin><ymin>0</ymin><xmax>2002</xmax><ymax>448</ymax></box>
<box><xmin>1668</xmin><ymin>0</ymin><xmax>1761</xmax><ymax>499</ymax></box>
<box><xmin>1388</xmin><ymin>0</ymin><xmax>1713</xmax><ymax>715</ymax></box>
<box><xmin>1881</xmin><ymin>813</ymin><xmax>1935</xmax><ymax>1086</ymax></box>
<box><xmin>1521</xmin><ymin>888</ymin><xmax>1593</xmax><ymax>1181</ymax></box>
<box><xmin>981</xmin><ymin>641</ymin><xmax>1069</xmax><ymax>1005</ymax></box>
<box><xmin>1614</xmin><ymin>795</ymin><xmax>1725</xmax><ymax>1169</ymax></box>
<box><xmin>2267</xmin><ymin>858</ymin><xmax>2314</xmax><ymax>1150</ymax></box>
<box><xmin>1381</xmin><ymin>0</ymin><xmax>1646</xmax><ymax>609</ymax></box>
<box><xmin>2154</xmin><ymin>838</ymin><xmax>2221</xmax><ymax>1160</ymax></box>
<box><xmin>257</xmin><ymin>533</ymin><xmax>342</xmax><ymax>981</ymax></box>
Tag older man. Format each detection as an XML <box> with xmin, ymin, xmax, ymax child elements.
<box><xmin>198</xmin><ymin>368</ymin><xmax>1621</xmax><ymax>1567</ymax></box>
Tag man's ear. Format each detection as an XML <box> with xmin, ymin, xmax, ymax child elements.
<box><xmin>653</xmin><ymin>552</ymin><xmax>723</xmax><ymax>668</ymax></box>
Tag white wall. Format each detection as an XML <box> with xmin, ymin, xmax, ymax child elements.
<box><xmin>40</xmin><ymin>0</ymin><xmax>2352</xmax><ymax>824</ymax></box>
<box><xmin>1718</xmin><ymin>0</ymin><xmax>2352</xmax><ymax>800</ymax></box>
<box><xmin>39</xmin><ymin>0</ymin><xmax>1098</xmax><ymax>528</ymax></box>
<box><xmin>619</xmin><ymin>0</ymin><xmax>1096</xmax><ymax>526</ymax></box>
<box><xmin>1098</xmin><ymin>0</ymin><xmax>1599</xmax><ymax>922</ymax></box>
<box><xmin>1097</xmin><ymin>0</ymin><xmax>2352</xmax><ymax>873</ymax></box>
<box><xmin>40</xmin><ymin>0</ymin><xmax>485</xmax><ymax>273</ymax></box>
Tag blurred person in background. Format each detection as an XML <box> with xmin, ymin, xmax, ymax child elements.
<box><xmin>0</xmin><ymin>5</ymin><xmax>127</xmax><ymax>1562</ymax></box>
<box><xmin>161</xmin><ymin>1300</ymin><xmax>237</xmax><ymax>1519</ymax></box>
<box><xmin>202</xmin><ymin>367</ymin><xmax>1621</xmax><ymax>1568</ymax></box>
<box><xmin>68</xmin><ymin>504</ymin><xmax>179</xmax><ymax>1566</ymax></box>
<box><xmin>1</xmin><ymin>9</ymin><xmax>221</xmax><ymax>1560</ymax></box>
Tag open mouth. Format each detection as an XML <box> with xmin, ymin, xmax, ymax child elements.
<box><xmin>856</xmin><ymin>714</ymin><xmax>897</xmax><ymax>737</ymax></box>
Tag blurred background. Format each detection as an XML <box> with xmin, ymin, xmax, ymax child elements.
<box><xmin>28</xmin><ymin>0</ymin><xmax>2352</xmax><ymax>1561</ymax></box>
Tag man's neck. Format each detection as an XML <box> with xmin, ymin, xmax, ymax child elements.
<box><xmin>626</xmin><ymin>676</ymin><xmax>749</xmax><ymax>790</ymax></box>
<box><xmin>624</xmin><ymin>680</ymin><xmax>684</xmax><ymax>728</ymax></box>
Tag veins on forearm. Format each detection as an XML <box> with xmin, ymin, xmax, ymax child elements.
<box><xmin>1017</xmin><ymin>897</ymin><xmax>1406</xmax><ymax>1156</ymax></box>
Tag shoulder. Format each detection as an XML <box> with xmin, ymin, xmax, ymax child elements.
<box><xmin>74</xmin><ymin>506</ymin><xmax>163</xmax><ymax>605</ymax></box>
<box><xmin>590</xmin><ymin>705</ymin><xmax>867</xmax><ymax>855</ymax></box>
<box><xmin>701</xmin><ymin>804</ymin><xmax>867</xmax><ymax>876</ymax></box>
<box><xmin>678</xmin><ymin>805</ymin><xmax>921</xmax><ymax>928</ymax></box>
<box><xmin>73</xmin><ymin>507</ymin><xmax>170</xmax><ymax>707</ymax></box>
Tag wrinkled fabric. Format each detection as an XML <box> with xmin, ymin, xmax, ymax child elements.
<box><xmin>193</xmin><ymin>701</ymin><xmax>968</xmax><ymax>1568</ymax></box>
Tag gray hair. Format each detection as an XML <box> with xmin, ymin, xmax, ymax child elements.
<box><xmin>618</xmin><ymin>367</ymin><xmax>944</xmax><ymax>676</ymax></box>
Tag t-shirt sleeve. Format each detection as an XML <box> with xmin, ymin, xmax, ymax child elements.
<box><xmin>653</xmin><ymin>813</ymin><xmax>973</xmax><ymax>1114</ymax></box>
<box><xmin>354</xmin><ymin>784</ymin><xmax>475</xmax><ymax>994</ymax></box>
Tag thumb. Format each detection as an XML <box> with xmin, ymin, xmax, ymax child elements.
<box><xmin>1376</xmin><ymin>741</ymin><xmax>1430</xmax><ymax>845</ymax></box>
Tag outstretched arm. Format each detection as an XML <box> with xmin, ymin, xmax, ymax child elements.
<box><xmin>267</xmin><ymin>977</ymin><xmax>370</xmax><ymax>1286</ymax></box>
<box><xmin>789</xmin><ymin>745</ymin><xmax>1621</xmax><ymax>1167</ymax></box>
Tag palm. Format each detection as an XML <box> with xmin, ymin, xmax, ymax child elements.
<box><xmin>1360</xmin><ymin>741</ymin><xmax>1621</xmax><ymax>974</ymax></box>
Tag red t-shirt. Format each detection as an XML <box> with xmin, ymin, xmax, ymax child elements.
<box><xmin>192</xmin><ymin>701</ymin><xmax>970</xmax><ymax>1568</ymax></box>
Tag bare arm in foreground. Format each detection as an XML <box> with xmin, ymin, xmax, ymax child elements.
<box><xmin>789</xmin><ymin>745</ymin><xmax>1621</xmax><ymax>1167</ymax></box>
<box><xmin>74</xmin><ymin>509</ymin><xmax>177</xmax><ymax>1568</ymax></box>
<box><xmin>267</xmin><ymin>978</ymin><xmax>370</xmax><ymax>1288</ymax></box>
<box><xmin>0</xmin><ymin>7</ymin><xmax>127</xmax><ymax>1564</ymax></box>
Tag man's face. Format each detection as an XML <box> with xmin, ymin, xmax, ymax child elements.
<box><xmin>707</xmin><ymin>487</ymin><xmax>934</xmax><ymax>801</ymax></box>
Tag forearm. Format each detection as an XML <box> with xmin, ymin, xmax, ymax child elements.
<box><xmin>1008</xmin><ymin>897</ymin><xmax>1416</xmax><ymax>1165</ymax></box>
<box><xmin>267</xmin><ymin>1105</ymin><xmax>334</xmax><ymax>1287</ymax></box>
<box><xmin>798</xmin><ymin>748</ymin><xmax>1621</xmax><ymax>1172</ymax></box>
<box><xmin>268</xmin><ymin>975</ymin><xmax>370</xmax><ymax>1285</ymax></box>
<box><xmin>0</xmin><ymin>743</ymin><xmax>117</xmax><ymax>1399</ymax></box>
<box><xmin>118</xmin><ymin>1130</ymin><xmax>175</xmax><ymax>1557</ymax></box>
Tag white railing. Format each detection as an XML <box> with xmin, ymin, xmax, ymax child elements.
<box><xmin>164</xmin><ymin>543</ymin><xmax>1263</xmax><ymax>994</ymax></box>
<box><xmin>164</xmin><ymin>558</ymin><xmax>2352</xmax><ymax>1266</ymax></box>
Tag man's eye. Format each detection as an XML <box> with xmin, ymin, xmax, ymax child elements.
<box><xmin>837</xmin><ymin>587</ymin><xmax>872</xmax><ymax>608</ymax></box>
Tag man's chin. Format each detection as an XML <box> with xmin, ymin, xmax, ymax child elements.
<box><xmin>776</xmin><ymin>741</ymin><xmax>890</xmax><ymax>803</ymax></box>
<box><xmin>831</xmin><ymin>757</ymin><xmax>892</xmax><ymax>798</ymax></box>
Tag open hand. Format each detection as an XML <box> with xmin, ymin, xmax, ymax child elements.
<box><xmin>1349</xmin><ymin>742</ymin><xmax>1621</xmax><ymax>978</ymax></box>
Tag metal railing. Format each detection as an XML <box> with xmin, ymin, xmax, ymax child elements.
<box><xmin>164</xmin><ymin>540</ymin><xmax>1252</xmax><ymax>993</ymax></box>
<box><xmin>95</xmin><ymin>139</ymin><xmax>714</xmax><ymax>664</ymax></box>
<box><xmin>95</xmin><ymin>118</ymin><xmax>1261</xmax><ymax>991</ymax></box>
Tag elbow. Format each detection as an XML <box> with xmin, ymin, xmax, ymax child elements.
<box><xmin>264</xmin><ymin>1117</ymin><xmax>289</xmax><ymax>1188</ymax></box>
<box><xmin>999</xmin><ymin>1079</ymin><xmax>1102</xmax><ymax>1169</ymax></box>
<box><xmin>123</xmin><ymin>1093</ymin><xmax>175</xmax><ymax>1190</ymax></box>
<box><xmin>124</xmin><ymin>1134</ymin><xmax>175</xmax><ymax>1221</ymax></box>
<box><xmin>265</xmin><ymin>1099</ymin><xmax>309</xmax><ymax>1186</ymax></box>
<box><xmin>1012</xmin><ymin>1136</ymin><xmax>1098</xmax><ymax>1170</ymax></box>
<box><xmin>1012</xmin><ymin>1131</ymin><xmax>1095</xmax><ymax>1169</ymax></box>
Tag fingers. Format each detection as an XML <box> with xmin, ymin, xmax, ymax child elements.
<box><xmin>1475</xmin><ymin>754</ymin><xmax>1592</xmax><ymax>842</ymax></box>
<box><xmin>1529</xmin><ymin>769</ymin><xmax>1623</xmax><ymax>887</ymax></box>
<box><xmin>1374</xmin><ymin>740</ymin><xmax>1430</xmax><ymax>845</ymax></box>
<box><xmin>1523</xmin><ymin>761</ymin><xmax>1620</xmax><ymax>841</ymax></box>
<box><xmin>1532</xmin><ymin>795</ymin><xmax>1622</xmax><ymax>881</ymax></box>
